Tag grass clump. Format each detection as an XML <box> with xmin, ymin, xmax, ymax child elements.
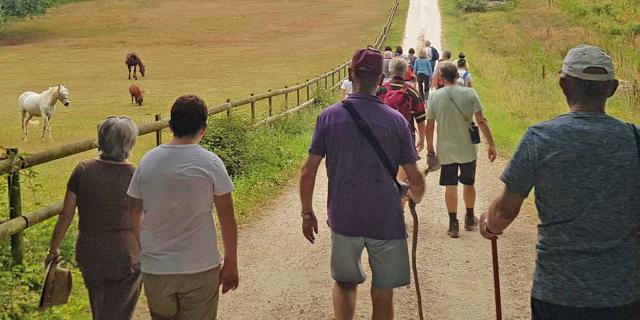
<box><xmin>201</xmin><ymin>117</ymin><xmax>253</xmax><ymax>178</ymax></box>
<box><xmin>455</xmin><ymin>0</ymin><xmax>488</xmax><ymax>13</ymax></box>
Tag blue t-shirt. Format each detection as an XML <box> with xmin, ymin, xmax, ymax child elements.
<box><xmin>308</xmin><ymin>93</ymin><xmax>419</xmax><ymax>240</ymax></box>
<box><xmin>502</xmin><ymin>112</ymin><xmax>640</xmax><ymax>307</ymax></box>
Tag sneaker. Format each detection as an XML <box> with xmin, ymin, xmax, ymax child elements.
<box><xmin>464</xmin><ymin>215</ymin><xmax>479</xmax><ymax>231</ymax></box>
<box><xmin>447</xmin><ymin>220</ymin><xmax>459</xmax><ymax>238</ymax></box>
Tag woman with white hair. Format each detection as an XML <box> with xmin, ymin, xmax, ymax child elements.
<box><xmin>46</xmin><ymin>116</ymin><xmax>141</xmax><ymax>320</ymax></box>
<box><xmin>412</xmin><ymin>47</ymin><xmax>433</xmax><ymax>100</ymax></box>
<box><xmin>382</xmin><ymin>50</ymin><xmax>394</xmax><ymax>83</ymax></box>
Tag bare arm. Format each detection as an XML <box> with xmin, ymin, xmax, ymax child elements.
<box><xmin>402</xmin><ymin>162</ymin><xmax>425</xmax><ymax>204</ymax></box>
<box><xmin>415</xmin><ymin>120</ymin><xmax>426</xmax><ymax>152</ymax></box>
<box><xmin>46</xmin><ymin>190</ymin><xmax>77</xmax><ymax>265</ymax></box>
<box><xmin>299</xmin><ymin>154</ymin><xmax>322</xmax><ymax>243</ymax></box>
<box><xmin>475</xmin><ymin>111</ymin><xmax>497</xmax><ymax>162</ymax></box>
<box><xmin>479</xmin><ymin>186</ymin><xmax>525</xmax><ymax>239</ymax></box>
<box><xmin>129</xmin><ymin>197</ymin><xmax>144</xmax><ymax>244</ymax></box>
<box><xmin>215</xmin><ymin>193</ymin><xmax>239</xmax><ymax>293</ymax></box>
<box><xmin>340</xmin><ymin>89</ymin><xmax>347</xmax><ymax>101</ymax></box>
<box><xmin>426</xmin><ymin>119</ymin><xmax>436</xmax><ymax>155</ymax></box>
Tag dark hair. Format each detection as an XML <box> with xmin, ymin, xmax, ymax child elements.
<box><xmin>395</xmin><ymin>46</ymin><xmax>403</xmax><ymax>55</ymax></box>
<box><xmin>561</xmin><ymin>74</ymin><xmax>617</xmax><ymax>107</ymax></box>
<box><xmin>458</xmin><ymin>52</ymin><xmax>466</xmax><ymax>60</ymax></box>
<box><xmin>384</xmin><ymin>46</ymin><xmax>393</xmax><ymax>52</ymax></box>
<box><xmin>439</xmin><ymin>62</ymin><xmax>458</xmax><ymax>82</ymax></box>
<box><xmin>169</xmin><ymin>95</ymin><xmax>208</xmax><ymax>137</ymax></box>
<box><xmin>442</xmin><ymin>50</ymin><xmax>452</xmax><ymax>60</ymax></box>
<box><xmin>408</xmin><ymin>48</ymin><xmax>415</xmax><ymax>54</ymax></box>
<box><xmin>457</xmin><ymin>59</ymin><xmax>467</xmax><ymax>68</ymax></box>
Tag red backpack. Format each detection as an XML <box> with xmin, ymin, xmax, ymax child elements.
<box><xmin>381</xmin><ymin>83</ymin><xmax>412</xmax><ymax>123</ymax></box>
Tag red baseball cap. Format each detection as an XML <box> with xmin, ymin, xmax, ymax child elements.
<box><xmin>351</xmin><ymin>48</ymin><xmax>383</xmax><ymax>77</ymax></box>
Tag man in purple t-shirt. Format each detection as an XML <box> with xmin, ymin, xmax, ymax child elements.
<box><xmin>299</xmin><ymin>48</ymin><xmax>425</xmax><ymax>319</ymax></box>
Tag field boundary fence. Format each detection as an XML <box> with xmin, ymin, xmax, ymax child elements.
<box><xmin>0</xmin><ymin>0</ymin><xmax>400</xmax><ymax>264</ymax></box>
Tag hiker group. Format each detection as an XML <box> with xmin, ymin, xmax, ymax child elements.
<box><xmin>303</xmin><ymin>43</ymin><xmax>639</xmax><ymax>320</ymax></box>
<box><xmin>43</xmin><ymin>42</ymin><xmax>639</xmax><ymax>320</ymax></box>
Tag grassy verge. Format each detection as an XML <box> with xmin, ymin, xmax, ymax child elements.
<box><xmin>441</xmin><ymin>0</ymin><xmax>640</xmax><ymax>153</ymax></box>
<box><xmin>382</xmin><ymin>0</ymin><xmax>409</xmax><ymax>49</ymax></box>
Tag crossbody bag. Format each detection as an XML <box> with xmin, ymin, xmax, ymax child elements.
<box><xmin>445</xmin><ymin>88</ymin><xmax>481</xmax><ymax>144</ymax></box>
<box><xmin>342</xmin><ymin>100</ymin><xmax>409</xmax><ymax>197</ymax></box>
<box><xmin>630</xmin><ymin>123</ymin><xmax>640</xmax><ymax>162</ymax></box>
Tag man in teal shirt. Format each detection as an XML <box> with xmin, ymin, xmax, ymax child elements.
<box><xmin>480</xmin><ymin>45</ymin><xmax>640</xmax><ymax>318</ymax></box>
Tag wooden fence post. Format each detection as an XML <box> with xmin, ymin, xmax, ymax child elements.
<box><xmin>7</xmin><ymin>148</ymin><xmax>23</xmax><ymax>265</ymax></box>
<box><xmin>284</xmin><ymin>86</ymin><xmax>289</xmax><ymax>110</ymax></box>
<box><xmin>154</xmin><ymin>114</ymin><xmax>162</xmax><ymax>146</ymax></box>
<box><xmin>268</xmin><ymin>90</ymin><xmax>273</xmax><ymax>117</ymax></box>
<box><xmin>324</xmin><ymin>74</ymin><xmax>328</xmax><ymax>90</ymax></box>
<box><xmin>250</xmin><ymin>93</ymin><xmax>256</xmax><ymax>121</ymax></box>
<box><xmin>306</xmin><ymin>80</ymin><xmax>310</xmax><ymax>101</ymax></box>
<box><xmin>226</xmin><ymin>98</ymin><xmax>231</xmax><ymax>118</ymax></box>
<box><xmin>331</xmin><ymin>71</ymin><xmax>335</xmax><ymax>89</ymax></box>
<box><xmin>296</xmin><ymin>84</ymin><xmax>300</xmax><ymax>106</ymax></box>
<box><xmin>542</xmin><ymin>65</ymin><xmax>546</xmax><ymax>79</ymax></box>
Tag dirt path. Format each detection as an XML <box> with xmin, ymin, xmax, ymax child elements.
<box><xmin>136</xmin><ymin>1</ymin><xmax>538</xmax><ymax>319</ymax></box>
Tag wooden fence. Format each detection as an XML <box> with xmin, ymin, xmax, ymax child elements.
<box><xmin>0</xmin><ymin>0</ymin><xmax>400</xmax><ymax>264</ymax></box>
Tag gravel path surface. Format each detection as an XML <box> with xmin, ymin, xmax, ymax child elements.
<box><xmin>135</xmin><ymin>1</ymin><xmax>538</xmax><ymax>318</ymax></box>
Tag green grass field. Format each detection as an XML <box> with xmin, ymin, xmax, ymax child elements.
<box><xmin>0</xmin><ymin>0</ymin><xmax>401</xmax><ymax>318</ymax></box>
<box><xmin>442</xmin><ymin>0</ymin><xmax>640</xmax><ymax>153</ymax></box>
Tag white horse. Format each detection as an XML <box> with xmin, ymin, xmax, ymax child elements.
<box><xmin>19</xmin><ymin>85</ymin><xmax>70</xmax><ymax>141</ymax></box>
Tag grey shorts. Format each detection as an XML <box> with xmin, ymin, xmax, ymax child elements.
<box><xmin>331</xmin><ymin>232</ymin><xmax>410</xmax><ymax>289</ymax></box>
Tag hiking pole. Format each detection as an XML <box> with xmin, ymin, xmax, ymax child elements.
<box><xmin>408</xmin><ymin>199</ymin><xmax>424</xmax><ymax>320</ymax></box>
<box><xmin>491</xmin><ymin>238</ymin><xmax>503</xmax><ymax>320</ymax></box>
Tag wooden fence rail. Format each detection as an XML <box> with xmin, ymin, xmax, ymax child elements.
<box><xmin>0</xmin><ymin>0</ymin><xmax>400</xmax><ymax>260</ymax></box>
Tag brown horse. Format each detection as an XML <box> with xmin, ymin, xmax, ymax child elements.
<box><xmin>128</xmin><ymin>83</ymin><xmax>143</xmax><ymax>106</ymax></box>
<box><xmin>125</xmin><ymin>52</ymin><xmax>146</xmax><ymax>80</ymax></box>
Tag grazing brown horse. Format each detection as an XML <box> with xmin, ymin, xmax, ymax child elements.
<box><xmin>125</xmin><ymin>52</ymin><xmax>146</xmax><ymax>80</ymax></box>
<box><xmin>128</xmin><ymin>83</ymin><xmax>143</xmax><ymax>106</ymax></box>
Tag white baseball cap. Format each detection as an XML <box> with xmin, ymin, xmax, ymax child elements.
<box><xmin>561</xmin><ymin>45</ymin><xmax>615</xmax><ymax>81</ymax></box>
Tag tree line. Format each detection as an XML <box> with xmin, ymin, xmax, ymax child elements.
<box><xmin>0</xmin><ymin>0</ymin><xmax>75</xmax><ymax>23</ymax></box>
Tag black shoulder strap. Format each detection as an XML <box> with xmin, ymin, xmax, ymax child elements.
<box><xmin>342</xmin><ymin>100</ymin><xmax>400</xmax><ymax>190</ymax></box>
<box><xmin>630</xmin><ymin>123</ymin><xmax>640</xmax><ymax>163</ymax></box>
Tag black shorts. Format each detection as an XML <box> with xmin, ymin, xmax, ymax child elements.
<box><xmin>439</xmin><ymin>161</ymin><xmax>477</xmax><ymax>186</ymax></box>
<box><xmin>531</xmin><ymin>297</ymin><xmax>640</xmax><ymax>320</ymax></box>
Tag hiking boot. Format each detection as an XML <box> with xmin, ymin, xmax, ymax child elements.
<box><xmin>464</xmin><ymin>215</ymin><xmax>479</xmax><ymax>231</ymax></box>
<box><xmin>447</xmin><ymin>220</ymin><xmax>459</xmax><ymax>238</ymax></box>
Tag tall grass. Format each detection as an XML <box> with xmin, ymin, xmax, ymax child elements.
<box><xmin>441</xmin><ymin>0</ymin><xmax>640</xmax><ymax>153</ymax></box>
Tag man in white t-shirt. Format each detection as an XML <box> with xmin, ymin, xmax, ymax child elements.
<box><xmin>128</xmin><ymin>95</ymin><xmax>239</xmax><ymax>319</ymax></box>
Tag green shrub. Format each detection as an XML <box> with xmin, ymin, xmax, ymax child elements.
<box><xmin>455</xmin><ymin>0</ymin><xmax>488</xmax><ymax>13</ymax></box>
<box><xmin>200</xmin><ymin>116</ymin><xmax>252</xmax><ymax>178</ymax></box>
<box><xmin>0</xmin><ymin>0</ymin><xmax>87</xmax><ymax>23</ymax></box>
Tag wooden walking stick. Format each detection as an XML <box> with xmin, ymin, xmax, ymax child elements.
<box><xmin>491</xmin><ymin>238</ymin><xmax>503</xmax><ymax>320</ymax></box>
<box><xmin>408</xmin><ymin>199</ymin><xmax>424</xmax><ymax>320</ymax></box>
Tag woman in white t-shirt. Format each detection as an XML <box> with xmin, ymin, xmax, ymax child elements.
<box><xmin>340</xmin><ymin>79</ymin><xmax>353</xmax><ymax>100</ymax></box>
